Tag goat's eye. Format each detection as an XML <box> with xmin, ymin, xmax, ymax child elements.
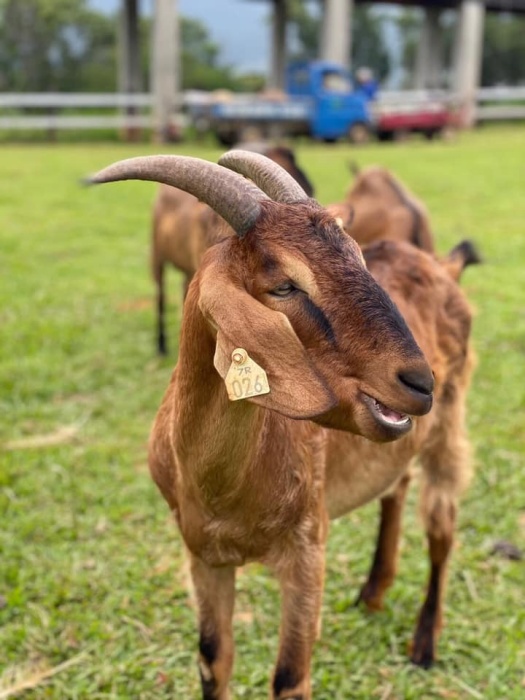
<box><xmin>270</xmin><ymin>282</ymin><xmax>297</xmax><ymax>298</ymax></box>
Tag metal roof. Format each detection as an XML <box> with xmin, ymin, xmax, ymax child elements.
<box><xmin>243</xmin><ymin>0</ymin><xmax>525</xmax><ymax>13</ymax></box>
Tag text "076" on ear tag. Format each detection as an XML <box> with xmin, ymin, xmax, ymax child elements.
<box><xmin>225</xmin><ymin>348</ymin><xmax>270</xmax><ymax>401</ymax></box>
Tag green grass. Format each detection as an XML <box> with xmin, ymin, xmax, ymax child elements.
<box><xmin>1</xmin><ymin>126</ymin><xmax>524</xmax><ymax>699</ymax></box>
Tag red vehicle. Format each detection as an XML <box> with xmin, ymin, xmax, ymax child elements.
<box><xmin>372</xmin><ymin>99</ymin><xmax>451</xmax><ymax>141</ymax></box>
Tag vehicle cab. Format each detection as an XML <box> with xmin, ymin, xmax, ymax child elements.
<box><xmin>286</xmin><ymin>60</ymin><xmax>371</xmax><ymax>141</ymax></box>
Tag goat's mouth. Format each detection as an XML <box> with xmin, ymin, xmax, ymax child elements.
<box><xmin>362</xmin><ymin>393</ymin><xmax>412</xmax><ymax>436</ymax></box>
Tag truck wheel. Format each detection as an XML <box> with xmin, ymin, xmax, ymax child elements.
<box><xmin>348</xmin><ymin>122</ymin><xmax>370</xmax><ymax>145</ymax></box>
<box><xmin>393</xmin><ymin>128</ymin><xmax>410</xmax><ymax>142</ymax></box>
<box><xmin>377</xmin><ymin>130</ymin><xmax>394</xmax><ymax>142</ymax></box>
<box><xmin>423</xmin><ymin>128</ymin><xmax>441</xmax><ymax>141</ymax></box>
<box><xmin>216</xmin><ymin>130</ymin><xmax>238</xmax><ymax>147</ymax></box>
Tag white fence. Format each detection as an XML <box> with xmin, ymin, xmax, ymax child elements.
<box><xmin>0</xmin><ymin>87</ymin><xmax>524</xmax><ymax>133</ymax></box>
<box><xmin>378</xmin><ymin>86</ymin><xmax>525</xmax><ymax>121</ymax></box>
<box><xmin>0</xmin><ymin>93</ymin><xmax>155</xmax><ymax>131</ymax></box>
<box><xmin>475</xmin><ymin>86</ymin><xmax>525</xmax><ymax>120</ymax></box>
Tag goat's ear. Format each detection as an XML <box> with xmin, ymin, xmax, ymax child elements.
<box><xmin>441</xmin><ymin>240</ymin><xmax>482</xmax><ymax>282</ymax></box>
<box><xmin>198</xmin><ymin>269</ymin><xmax>336</xmax><ymax>420</ymax></box>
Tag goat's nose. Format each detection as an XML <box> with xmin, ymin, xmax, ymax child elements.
<box><xmin>398</xmin><ymin>367</ymin><xmax>434</xmax><ymax>397</ymax></box>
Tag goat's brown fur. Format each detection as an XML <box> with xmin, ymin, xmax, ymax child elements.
<box><xmin>149</xmin><ymin>225</ymin><xmax>472</xmax><ymax>697</ymax></box>
<box><xmin>348</xmin><ymin>240</ymin><xmax>475</xmax><ymax>669</ymax></box>
<box><xmin>146</xmin><ymin>185</ymin><xmax>438</xmax><ymax>700</ymax></box>
<box><xmin>90</xmin><ymin>152</ymin><xmax>472</xmax><ymax>699</ymax></box>
<box><xmin>327</xmin><ymin>165</ymin><xmax>435</xmax><ymax>253</ymax></box>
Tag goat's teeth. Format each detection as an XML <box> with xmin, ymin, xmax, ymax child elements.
<box><xmin>373</xmin><ymin>399</ymin><xmax>409</xmax><ymax>425</ymax></box>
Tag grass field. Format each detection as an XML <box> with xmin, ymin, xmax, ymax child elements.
<box><xmin>1</xmin><ymin>126</ymin><xmax>524</xmax><ymax>699</ymax></box>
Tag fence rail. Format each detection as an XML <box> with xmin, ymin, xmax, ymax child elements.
<box><xmin>0</xmin><ymin>92</ymin><xmax>167</xmax><ymax>132</ymax></box>
<box><xmin>0</xmin><ymin>87</ymin><xmax>524</xmax><ymax>133</ymax></box>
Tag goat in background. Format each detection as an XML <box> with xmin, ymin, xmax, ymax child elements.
<box><xmin>349</xmin><ymin>238</ymin><xmax>477</xmax><ymax>669</ymax></box>
<box><xmin>327</xmin><ymin>164</ymin><xmax>435</xmax><ymax>253</ymax></box>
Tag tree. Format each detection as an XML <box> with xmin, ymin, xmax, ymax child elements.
<box><xmin>0</xmin><ymin>2</ymin><xmax>264</xmax><ymax>94</ymax></box>
<box><xmin>180</xmin><ymin>17</ymin><xmax>237</xmax><ymax>91</ymax></box>
<box><xmin>353</xmin><ymin>7</ymin><xmax>390</xmax><ymax>81</ymax></box>
<box><xmin>396</xmin><ymin>8</ymin><xmax>525</xmax><ymax>89</ymax></box>
<box><xmin>0</xmin><ymin>0</ymin><xmax>117</xmax><ymax>92</ymax></box>
<box><xmin>287</xmin><ymin>1</ymin><xmax>390</xmax><ymax>81</ymax></box>
<box><xmin>180</xmin><ymin>17</ymin><xmax>265</xmax><ymax>92</ymax></box>
<box><xmin>482</xmin><ymin>14</ymin><xmax>525</xmax><ymax>86</ymax></box>
<box><xmin>287</xmin><ymin>0</ymin><xmax>319</xmax><ymax>60</ymax></box>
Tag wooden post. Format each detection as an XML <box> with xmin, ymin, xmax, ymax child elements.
<box><xmin>320</xmin><ymin>0</ymin><xmax>353</xmax><ymax>70</ymax></box>
<box><xmin>415</xmin><ymin>7</ymin><xmax>443</xmax><ymax>90</ymax></box>
<box><xmin>453</xmin><ymin>0</ymin><xmax>485</xmax><ymax>128</ymax></box>
<box><xmin>151</xmin><ymin>0</ymin><xmax>180</xmax><ymax>142</ymax></box>
<box><xmin>118</xmin><ymin>0</ymin><xmax>141</xmax><ymax>141</ymax></box>
<box><xmin>269</xmin><ymin>0</ymin><xmax>287</xmax><ymax>91</ymax></box>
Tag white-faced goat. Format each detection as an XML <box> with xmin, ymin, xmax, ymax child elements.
<box><xmin>327</xmin><ymin>164</ymin><xmax>435</xmax><ymax>253</ymax></box>
<box><xmin>151</xmin><ymin>145</ymin><xmax>314</xmax><ymax>354</ymax></box>
<box><xmin>87</xmin><ymin>151</ymin><xmax>474</xmax><ymax>699</ymax></box>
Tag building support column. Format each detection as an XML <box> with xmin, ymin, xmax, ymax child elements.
<box><xmin>320</xmin><ymin>0</ymin><xmax>353</xmax><ymax>70</ymax></box>
<box><xmin>118</xmin><ymin>0</ymin><xmax>141</xmax><ymax>140</ymax></box>
<box><xmin>453</xmin><ymin>0</ymin><xmax>485</xmax><ymax>127</ymax></box>
<box><xmin>269</xmin><ymin>0</ymin><xmax>287</xmax><ymax>90</ymax></box>
<box><xmin>414</xmin><ymin>7</ymin><xmax>443</xmax><ymax>90</ymax></box>
<box><xmin>151</xmin><ymin>0</ymin><xmax>180</xmax><ymax>142</ymax></box>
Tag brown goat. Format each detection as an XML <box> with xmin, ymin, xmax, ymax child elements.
<box><xmin>88</xmin><ymin>151</ymin><xmax>441</xmax><ymax>700</ymax></box>
<box><xmin>348</xmin><ymin>238</ymin><xmax>476</xmax><ymax>669</ymax></box>
<box><xmin>327</xmin><ymin>165</ymin><xmax>435</xmax><ymax>253</ymax></box>
<box><xmin>152</xmin><ymin>145</ymin><xmax>314</xmax><ymax>354</ymax></box>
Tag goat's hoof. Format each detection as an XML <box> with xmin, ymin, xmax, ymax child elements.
<box><xmin>409</xmin><ymin>641</ymin><xmax>436</xmax><ymax>670</ymax></box>
<box><xmin>354</xmin><ymin>586</ymin><xmax>384</xmax><ymax>612</ymax></box>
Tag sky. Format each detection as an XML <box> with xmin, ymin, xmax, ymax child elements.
<box><xmin>88</xmin><ymin>1</ymin><xmax>405</xmax><ymax>85</ymax></box>
<box><xmin>90</xmin><ymin>0</ymin><xmax>271</xmax><ymax>73</ymax></box>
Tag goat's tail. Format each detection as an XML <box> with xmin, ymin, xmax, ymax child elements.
<box><xmin>442</xmin><ymin>240</ymin><xmax>482</xmax><ymax>282</ymax></box>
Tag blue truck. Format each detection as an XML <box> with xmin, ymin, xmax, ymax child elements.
<box><xmin>197</xmin><ymin>61</ymin><xmax>373</xmax><ymax>145</ymax></box>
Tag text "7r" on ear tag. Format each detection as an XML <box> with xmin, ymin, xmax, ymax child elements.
<box><xmin>225</xmin><ymin>348</ymin><xmax>270</xmax><ymax>401</ymax></box>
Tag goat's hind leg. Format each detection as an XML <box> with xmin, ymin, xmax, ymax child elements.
<box><xmin>190</xmin><ymin>555</ymin><xmax>236</xmax><ymax>700</ymax></box>
<box><xmin>152</xmin><ymin>257</ymin><xmax>168</xmax><ymax>355</ymax></box>
<box><xmin>356</xmin><ymin>472</ymin><xmax>411</xmax><ymax>611</ymax></box>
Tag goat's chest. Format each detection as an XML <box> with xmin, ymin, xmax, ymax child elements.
<box><xmin>323</xmin><ymin>427</ymin><xmax>425</xmax><ymax>519</ymax></box>
<box><xmin>176</xmin><ymin>425</ymin><xmax>327</xmax><ymax>567</ymax></box>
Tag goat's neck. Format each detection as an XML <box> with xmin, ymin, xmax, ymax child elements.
<box><xmin>170</xmin><ymin>288</ymin><xmax>323</xmax><ymax>565</ymax></box>
<box><xmin>173</xmin><ymin>296</ymin><xmax>269</xmax><ymax>498</ymax></box>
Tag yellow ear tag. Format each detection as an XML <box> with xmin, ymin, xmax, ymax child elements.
<box><xmin>225</xmin><ymin>348</ymin><xmax>270</xmax><ymax>401</ymax></box>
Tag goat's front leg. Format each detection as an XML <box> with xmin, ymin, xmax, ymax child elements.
<box><xmin>411</xmin><ymin>411</ymin><xmax>472</xmax><ymax>669</ymax></box>
<box><xmin>190</xmin><ymin>555</ymin><xmax>236</xmax><ymax>700</ymax></box>
<box><xmin>410</xmin><ymin>491</ymin><xmax>456</xmax><ymax>669</ymax></box>
<box><xmin>356</xmin><ymin>473</ymin><xmax>411</xmax><ymax>611</ymax></box>
<box><xmin>272</xmin><ymin>543</ymin><xmax>325</xmax><ymax>700</ymax></box>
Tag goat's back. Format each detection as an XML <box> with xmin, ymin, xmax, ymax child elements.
<box><xmin>152</xmin><ymin>185</ymin><xmax>229</xmax><ymax>275</ymax></box>
<box><xmin>330</xmin><ymin>167</ymin><xmax>434</xmax><ymax>252</ymax></box>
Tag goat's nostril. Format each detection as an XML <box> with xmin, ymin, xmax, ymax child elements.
<box><xmin>398</xmin><ymin>368</ymin><xmax>434</xmax><ymax>396</ymax></box>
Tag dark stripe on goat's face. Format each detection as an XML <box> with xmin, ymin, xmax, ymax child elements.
<box><xmin>301</xmin><ymin>295</ymin><xmax>336</xmax><ymax>345</ymax></box>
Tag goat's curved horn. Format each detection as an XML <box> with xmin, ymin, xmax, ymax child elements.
<box><xmin>86</xmin><ymin>155</ymin><xmax>270</xmax><ymax>237</ymax></box>
<box><xmin>218</xmin><ymin>150</ymin><xmax>309</xmax><ymax>204</ymax></box>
